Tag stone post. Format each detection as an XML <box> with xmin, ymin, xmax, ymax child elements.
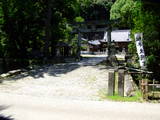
<box><xmin>108</xmin><ymin>70</ymin><xmax>115</xmax><ymax>96</ymax></box>
<box><xmin>118</xmin><ymin>69</ymin><xmax>125</xmax><ymax>96</ymax></box>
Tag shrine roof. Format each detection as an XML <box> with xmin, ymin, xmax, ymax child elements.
<box><xmin>111</xmin><ymin>30</ymin><xmax>131</xmax><ymax>42</ymax></box>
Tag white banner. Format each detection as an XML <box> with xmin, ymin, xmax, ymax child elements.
<box><xmin>134</xmin><ymin>33</ymin><xmax>146</xmax><ymax>69</ymax></box>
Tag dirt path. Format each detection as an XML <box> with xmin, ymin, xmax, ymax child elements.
<box><xmin>0</xmin><ymin>55</ymin><xmax>108</xmax><ymax>101</ymax></box>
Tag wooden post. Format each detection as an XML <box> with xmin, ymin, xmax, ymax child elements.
<box><xmin>141</xmin><ymin>79</ymin><xmax>145</xmax><ymax>98</ymax></box>
<box><xmin>108</xmin><ymin>70</ymin><xmax>115</xmax><ymax>96</ymax></box>
<box><xmin>0</xmin><ymin>59</ymin><xmax>2</xmax><ymax>74</ymax></box>
<box><xmin>145</xmin><ymin>79</ymin><xmax>148</xmax><ymax>100</ymax></box>
<box><xmin>141</xmin><ymin>79</ymin><xmax>148</xmax><ymax>100</ymax></box>
<box><xmin>77</xmin><ymin>32</ymin><xmax>81</xmax><ymax>60</ymax></box>
<box><xmin>107</xmin><ymin>26</ymin><xmax>112</xmax><ymax>57</ymax></box>
<box><xmin>118</xmin><ymin>69</ymin><xmax>125</xmax><ymax>96</ymax></box>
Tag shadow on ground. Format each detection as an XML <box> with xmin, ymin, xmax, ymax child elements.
<box><xmin>0</xmin><ymin>56</ymin><xmax>107</xmax><ymax>82</ymax></box>
<box><xmin>0</xmin><ymin>115</ymin><xmax>14</xmax><ymax>120</ymax></box>
<box><xmin>0</xmin><ymin>106</ymin><xmax>14</xmax><ymax>120</ymax></box>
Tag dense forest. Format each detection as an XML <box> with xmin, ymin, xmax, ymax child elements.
<box><xmin>0</xmin><ymin>0</ymin><xmax>160</xmax><ymax>81</ymax></box>
<box><xmin>0</xmin><ymin>0</ymin><xmax>114</xmax><ymax>71</ymax></box>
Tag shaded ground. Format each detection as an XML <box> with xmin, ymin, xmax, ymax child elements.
<box><xmin>0</xmin><ymin>55</ymin><xmax>108</xmax><ymax>100</ymax></box>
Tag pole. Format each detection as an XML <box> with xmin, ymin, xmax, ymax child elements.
<box><xmin>107</xmin><ymin>25</ymin><xmax>112</xmax><ymax>59</ymax></box>
<box><xmin>77</xmin><ymin>31</ymin><xmax>81</xmax><ymax>60</ymax></box>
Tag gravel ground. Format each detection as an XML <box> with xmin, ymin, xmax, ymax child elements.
<box><xmin>1</xmin><ymin>55</ymin><xmax>160</xmax><ymax>120</ymax></box>
<box><xmin>0</xmin><ymin>55</ymin><xmax>108</xmax><ymax>101</ymax></box>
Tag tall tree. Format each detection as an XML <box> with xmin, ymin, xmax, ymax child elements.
<box><xmin>110</xmin><ymin>0</ymin><xmax>160</xmax><ymax>80</ymax></box>
<box><xmin>77</xmin><ymin>0</ymin><xmax>114</xmax><ymax>21</ymax></box>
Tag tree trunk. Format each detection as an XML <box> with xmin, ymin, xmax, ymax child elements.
<box><xmin>44</xmin><ymin>0</ymin><xmax>52</xmax><ymax>60</ymax></box>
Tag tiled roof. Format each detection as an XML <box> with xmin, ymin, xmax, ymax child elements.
<box><xmin>111</xmin><ymin>30</ymin><xmax>131</xmax><ymax>42</ymax></box>
<box><xmin>102</xmin><ymin>30</ymin><xmax>131</xmax><ymax>42</ymax></box>
<box><xmin>88</xmin><ymin>40</ymin><xmax>101</xmax><ymax>45</ymax></box>
<box><xmin>88</xmin><ymin>30</ymin><xmax>131</xmax><ymax>45</ymax></box>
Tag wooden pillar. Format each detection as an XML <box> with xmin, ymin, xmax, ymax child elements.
<box><xmin>107</xmin><ymin>26</ymin><xmax>112</xmax><ymax>57</ymax></box>
<box><xmin>108</xmin><ymin>70</ymin><xmax>115</xmax><ymax>96</ymax></box>
<box><xmin>118</xmin><ymin>69</ymin><xmax>125</xmax><ymax>96</ymax></box>
<box><xmin>145</xmin><ymin>79</ymin><xmax>148</xmax><ymax>100</ymax></box>
<box><xmin>44</xmin><ymin>0</ymin><xmax>52</xmax><ymax>59</ymax></box>
<box><xmin>0</xmin><ymin>59</ymin><xmax>2</xmax><ymax>74</ymax></box>
<box><xmin>77</xmin><ymin>32</ymin><xmax>81</xmax><ymax>60</ymax></box>
<box><xmin>141</xmin><ymin>79</ymin><xmax>148</xmax><ymax>100</ymax></box>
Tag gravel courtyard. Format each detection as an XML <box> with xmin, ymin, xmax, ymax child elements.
<box><xmin>1</xmin><ymin>55</ymin><xmax>160</xmax><ymax>120</ymax></box>
<box><xmin>0</xmin><ymin>55</ymin><xmax>108</xmax><ymax>101</ymax></box>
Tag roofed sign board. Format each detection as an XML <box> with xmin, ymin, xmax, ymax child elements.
<box><xmin>134</xmin><ymin>33</ymin><xmax>146</xmax><ymax>69</ymax></box>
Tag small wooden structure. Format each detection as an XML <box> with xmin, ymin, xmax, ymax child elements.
<box><xmin>127</xmin><ymin>68</ymin><xmax>158</xmax><ymax>100</ymax></box>
<box><xmin>88</xmin><ymin>30</ymin><xmax>131</xmax><ymax>53</ymax></box>
<box><xmin>88</xmin><ymin>40</ymin><xmax>107</xmax><ymax>53</ymax></box>
<box><xmin>140</xmin><ymin>78</ymin><xmax>160</xmax><ymax>100</ymax></box>
<box><xmin>55</xmin><ymin>42</ymin><xmax>72</xmax><ymax>57</ymax></box>
<box><xmin>111</xmin><ymin>30</ymin><xmax>131</xmax><ymax>53</ymax></box>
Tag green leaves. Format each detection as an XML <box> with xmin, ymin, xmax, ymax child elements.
<box><xmin>111</xmin><ymin>0</ymin><xmax>160</xmax><ymax>80</ymax></box>
<box><xmin>74</xmin><ymin>16</ymin><xmax>84</xmax><ymax>22</ymax></box>
<box><xmin>77</xmin><ymin>0</ymin><xmax>114</xmax><ymax>20</ymax></box>
<box><xmin>0</xmin><ymin>0</ymin><xmax>79</xmax><ymax>59</ymax></box>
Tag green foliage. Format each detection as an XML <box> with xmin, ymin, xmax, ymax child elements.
<box><xmin>77</xmin><ymin>0</ymin><xmax>114</xmax><ymax>20</ymax></box>
<box><xmin>147</xmin><ymin>55</ymin><xmax>156</xmax><ymax>66</ymax></box>
<box><xmin>111</xmin><ymin>0</ymin><xmax>160</xmax><ymax>81</ymax></box>
<box><xmin>74</xmin><ymin>16</ymin><xmax>84</xmax><ymax>22</ymax></box>
<box><xmin>111</xmin><ymin>0</ymin><xmax>142</xmax><ymax>28</ymax></box>
<box><xmin>0</xmin><ymin>0</ymin><xmax>116</xmax><ymax>72</ymax></box>
<box><xmin>0</xmin><ymin>0</ymin><xmax>77</xmax><ymax>56</ymax></box>
<box><xmin>0</xmin><ymin>0</ymin><xmax>81</xmax><ymax>72</ymax></box>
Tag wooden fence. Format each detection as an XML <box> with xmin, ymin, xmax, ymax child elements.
<box><xmin>141</xmin><ymin>79</ymin><xmax>160</xmax><ymax>100</ymax></box>
<box><xmin>126</xmin><ymin>69</ymin><xmax>160</xmax><ymax>100</ymax></box>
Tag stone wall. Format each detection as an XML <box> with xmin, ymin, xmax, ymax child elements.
<box><xmin>124</xmin><ymin>73</ymin><xmax>137</xmax><ymax>97</ymax></box>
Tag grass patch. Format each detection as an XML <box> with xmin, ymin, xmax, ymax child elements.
<box><xmin>98</xmin><ymin>88</ymin><xmax>142</xmax><ymax>102</ymax></box>
<box><xmin>107</xmin><ymin>91</ymin><xmax>142</xmax><ymax>102</ymax></box>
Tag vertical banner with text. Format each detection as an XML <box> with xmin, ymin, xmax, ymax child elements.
<box><xmin>134</xmin><ymin>33</ymin><xmax>146</xmax><ymax>69</ymax></box>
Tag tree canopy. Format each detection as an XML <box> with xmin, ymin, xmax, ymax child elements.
<box><xmin>110</xmin><ymin>0</ymin><xmax>160</xmax><ymax>80</ymax></box>
<box><xmin>0</xmin><ymin>0</ymin><xmax>115</xmax><ymax>72</ymax></box>
<box><xmin>0</xmin><ymin>0</ymin><xmax>78</xmax><ymax>70</ymax></box>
